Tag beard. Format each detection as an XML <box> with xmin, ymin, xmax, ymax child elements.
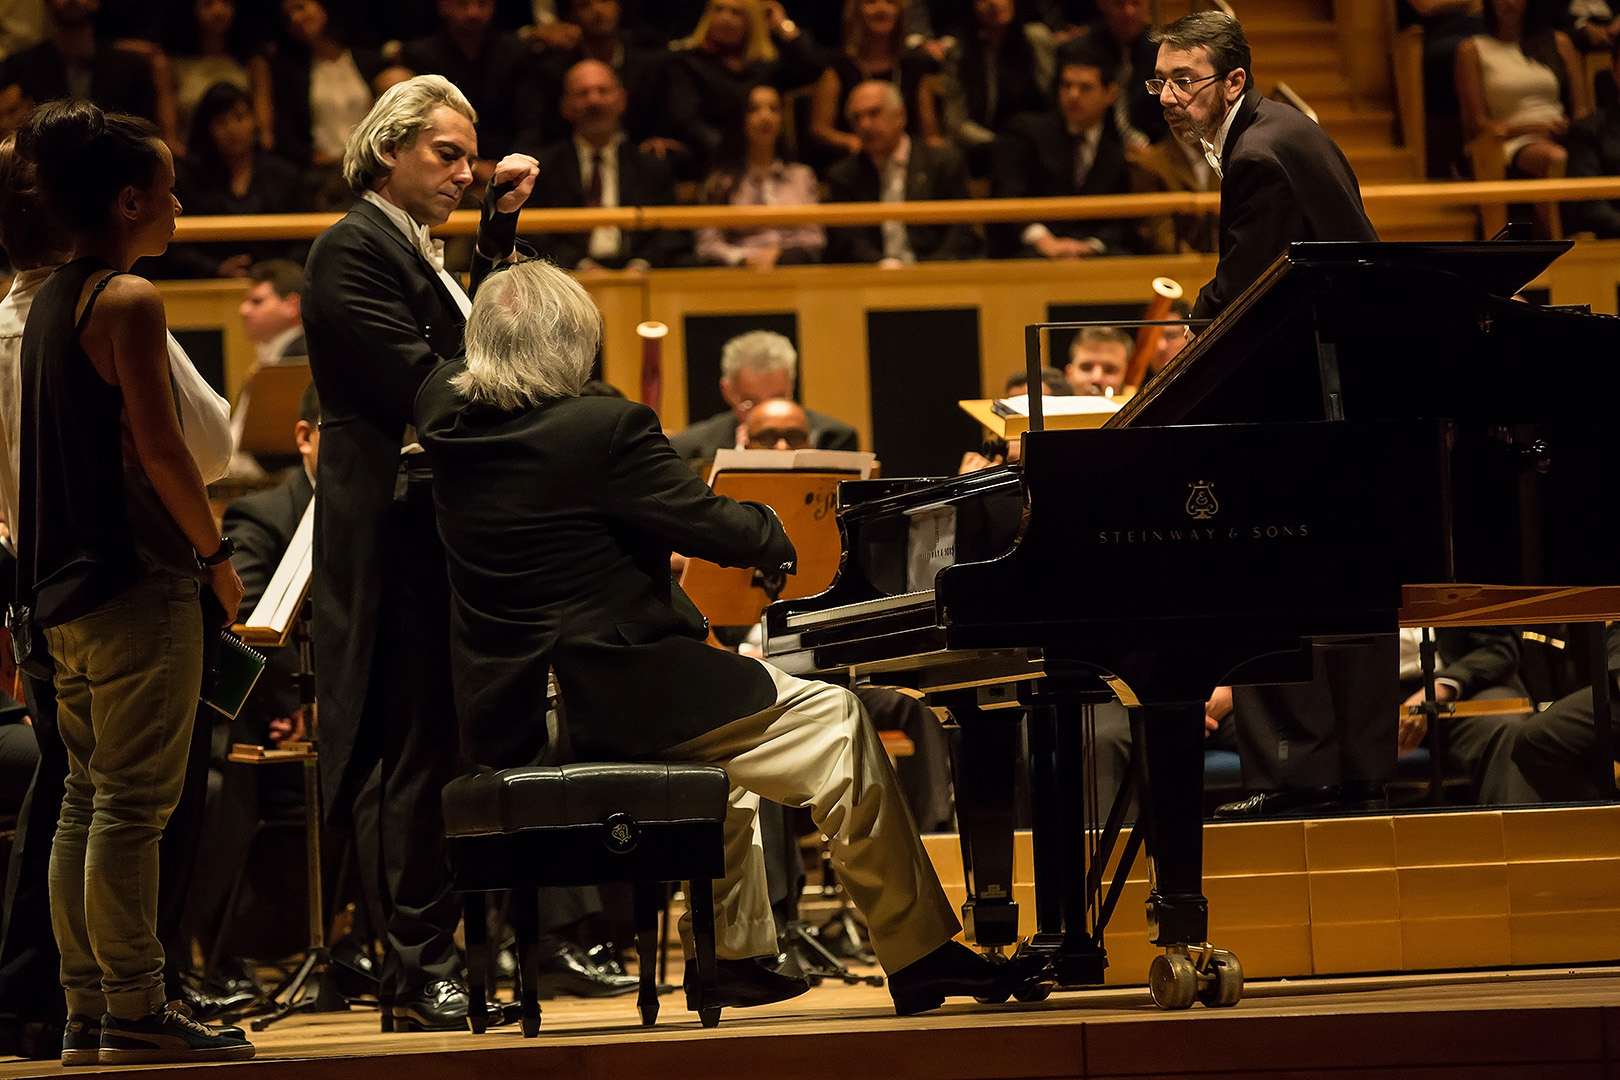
<box><xmin>1165</xmin><ymin>94</ymin><xmax>1231</xmax><ymax>147</ymax></box>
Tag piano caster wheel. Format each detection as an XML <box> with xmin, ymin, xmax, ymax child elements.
<box><xmin>1148</xmin><ymin>952</ymin><xmax>1197</xmax><ymax>1010</ymax></box>
<box><xmin>1012</xmin><ymin>980</ymin><xmax>1053</xmax><ymax>1003</ymax></box>
<box><xmin>1196</xmin><ymin>949</ymin><xmax>1243</xmax><ymax>1008</ymax></box>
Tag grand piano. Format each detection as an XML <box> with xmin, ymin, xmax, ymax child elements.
<box><xmin>763</xmin><ymin>241</ymin><xmax>1620</xmax><ymax>1009</ymax></box>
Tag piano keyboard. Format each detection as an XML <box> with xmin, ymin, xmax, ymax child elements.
<box><xmin>783</xmin><ymin>589</ymin><xmax>937</xmax><ymax>629</ymax></box>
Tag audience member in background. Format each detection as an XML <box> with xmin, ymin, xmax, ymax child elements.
<box><xmin>0</xmin><ymin>77</ymin><xmax>28</xmax><ymax>141</ymax></box>
<box><xmin>1456</xmin><ymin>0</ymin><xmax>1588</xmax><ymax>186</ymax></box>
<box><xmin>153</xmin><ymin>0</ymin><xmax>264</xmax><ymax>155</ymax></box>
<box><xmin>0</xmin><ymin>2</ymin><xmax>44</xmax><ymax>61</ymax></box>
<box><xmin>1397</xmin><ymin>0</ymin><xmax>1484</xmax><ymax>176</ymax></box>
<box><xmin>935</xmin><ymin>0</ymin><xmax>1055</xmax><ymax>175</ymax></box>
<box><xmin>670</xmin><ymin>330</ymin><xmax>859</xmax><ymax>461</ymax></box>
<box><xmin>0</xmin><ymin>0</ymin><xmax>157</xmax><ymax>121</ymax></box>
<box><xmin>1063</xmin><ymin>325</ymin><xmax>1130</xmax><ymax>396</ymax></box>
<box><xmin>156</xmin><ymin>81</ymin><xmax>309</xmax><ymax>280</ymax></box>
<box><xmin>239</xmin><ymin>258</ymin><xmax>307</xmax><ymax>367</ymax></box>
<box><xmin>1068</xmin><ymin>0</ymin><xmax>1164</xmax><ymax>154</ymax></box>
<box><xmin>807</xmin><ymin>0</ymin><xmax>937</xmax><ymax>170</ymax></box>
<box><xmin>697</xmin><ymin>83</ymin><xmax>824</xmax><ymax>268</ymax></box>
<box><xmin>1562</xmin><ymin>37</ymin><xmax>1620</xmax><ymax>234</ymax></box>
<box><xmin>401</xmin><ymin>0</ymin><xmax>546</xmax><ymax>166</ymax></box>
<box><xmin>17</xmin><ymin>97</ymin><xmax>249</xmax><ymax>1064</ymax></box>
<box><xmin>537</xmin><ymin>0</ymin><xmax>675</xmax><ymax>155</ymax></box>
<box><xmin>1004</xmin><ymin>364</ymin><xmax>1072</xmax><ymax>396</ymax></box>
<box><xmin>1560</xmin><ymin>0</ymin><xmax>1620</xmax><ymax>50</ymax></box>
<box><xmin>526</xmin><ymin>58</ymin><xmax>689</xmax><ymax>269</ymax></box>
<box><xmin>265</xmin><ymin>0</ymin><xmax>397</xmax><ymax>200</ymax></box>
<box><xmin>827</xmin><ymin>80</ymin><xmax>983</xmax><ymax>264</ymax></box>
<box><xmin>739</xmin><ymin>394</ymin><xmax>811</xmax><ymax>449</ymax></box>
<box><xmin>991</xmin><ymin>51</ymin><xmax>1137</xmax><ymax>258</ymax></box>
<box><xmin>666</xmin><ymin>0</ymin><xmax>822</xmax><ymax>177</ymax></box>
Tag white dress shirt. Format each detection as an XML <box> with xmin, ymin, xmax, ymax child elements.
<box><xmin>574</xmin><ymin>132</ymin><xmax>626</xmax><ymax>263</ymax></box>
<box><xmin>878</xmin><ymin>134</ymin><xmax>915</xmax><ymax>265</ymax></box>
<box><xmin>361</xmin><ymin>189</ymin><xmax>471</xmax><ymax>317</ymax></box>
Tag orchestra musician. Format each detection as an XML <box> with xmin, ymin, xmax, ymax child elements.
<box><xmin>415</xmin><ymin>258</ymin><xmax>1045</xmax><ymax>1016</ymax></box>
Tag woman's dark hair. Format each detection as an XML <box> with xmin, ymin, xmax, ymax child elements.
<box><xmin>17</xmin><ymin>100</ymin><xmax>166</xmax><ymax>234</ymax></box>
<box><xmin>187</xmin><ymin>79</ymin><xmax>254</xmax><ymax>176</ymax></box>
<box><xmin>0</xmin><ymin>135</ymin><xmax>71</xmax><ymax>269</ymax></box>
<box><xmin>1482</xmin><ymin>0</ymin><xmax>1572</xmax><ymax>113</ymax></box>
<box><xmin>160</xmin><ymin>0</ymin><xmax>259</xmax><ymax>62</ymax></box>
<box><xmin>703</xmin><ymin>81</ymin><xmax>793</xmax><ymax>204</ymax></box>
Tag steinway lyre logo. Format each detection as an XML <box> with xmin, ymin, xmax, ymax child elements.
<box><xmin>1185</xmin><ymin>480</ymin><xmax>1219</xmax><ymax>520</ymax></box>
<box><xmin>610</xmin><ymin>822</ymin><xmax>633</xmax><ymax>846</ymax></box>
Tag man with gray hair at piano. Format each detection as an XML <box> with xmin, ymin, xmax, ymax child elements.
<box><xmin>668</xmin><ymin>329</ymin><xmax>858</xmax><ymax>462</ymax></box>
<box><xmin>416</xmin><ymin>258</ymin><xmax>1045</xmax><ymax>1016</ymax></box>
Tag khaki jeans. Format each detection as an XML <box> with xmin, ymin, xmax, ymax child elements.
<box><xmin>45</xmin><ymin>572</ymin><xmax>203</xmax><ymax>1020</ymax></box>
<box><xmin>664</xmin><ymin>660</ymin><xmax>959</xmax><ymax>973</ymax></box>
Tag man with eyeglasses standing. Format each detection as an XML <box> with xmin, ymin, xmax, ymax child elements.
<box><xmin>1147</xmin><ymin>11</ymin><xmax>1376</xmax><ymax>321</ymax></box>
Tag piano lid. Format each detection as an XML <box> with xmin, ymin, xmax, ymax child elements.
<box><xmin>1109</xmin><ymin>239</ymin><xmax>1619</xmax><ymax>430</ymax></box>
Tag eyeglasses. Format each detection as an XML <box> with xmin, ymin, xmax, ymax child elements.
<box><xmin>748</xmin><ymin>428</ymin><xmax>811</xmax><ymax>449</ymax></box>
<box><xmin>1144</xmin><ymin>72</ymin><xmax>1227</xmax><ymax>98</ymax></box>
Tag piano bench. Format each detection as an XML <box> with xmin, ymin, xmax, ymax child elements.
<box><xmin>442</xmin><ymin>762</ymin><xmax>730</xmax><ymax>1035</ymax></box>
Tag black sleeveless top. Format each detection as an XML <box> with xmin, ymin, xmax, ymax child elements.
<box><xmin>18</xmin><ymin>257</ymin><xmax>143</xmax><ymax>627</ymax></box>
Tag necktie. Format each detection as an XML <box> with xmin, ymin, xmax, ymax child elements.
<box><xmin>1073</xmin><ymin>136</ymin><xmax>1093</xmax><ymax>190</ymax></box>
<box><xmin>586</xmin><ymin>149</ymin><xmax>604</xmax><ymax>208</ymax></box>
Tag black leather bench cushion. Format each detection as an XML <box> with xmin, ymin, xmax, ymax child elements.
<box><xmin>442</xmin><ymin>762</ymin><xmax>730</xmax><ymax>838</ymax></box>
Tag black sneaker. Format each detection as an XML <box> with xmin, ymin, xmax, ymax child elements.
<box><xmin>59</xmin><ymin>1014</ymin><xmax>100</xmax><ymax>1067</ymax></box>
<box><xmin>98</xmin><ymin>1007</ymin><xmax>255</xmax><ymax>1065</ymax></box>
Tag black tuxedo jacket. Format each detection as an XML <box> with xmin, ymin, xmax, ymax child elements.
<box><xmin>0</xmin><ymin>40</ymin><xmax>154</xmax><ymax>120</ymax></box>
<box><xmin>825</xmin><ymin>142</ymin><xmax>984</xmax><ymax>263</ymax></box>
<box><xmin>301</xmin><ymin>196</ymin><xmax>502</xmax><ymax>816</ymax></box>
<box><xmin>990</xmin><ymin>110</ymin><xmax>1136</xmax><ymax>257</ymax></box>
<box><xmin>224</xmin><ymin>468</ymin><xmax>314</xmax><ymax>729</ymax></box>
<box><xmin>414</xmin><ymin>377</ymin><xmax>796</xmax><ymax>767</ymax></box>
<box><xmin>525</xmin><ymin>138</ymin><xmax>690</xmax><ymax>269</ymax></box>
<box><xmin>1194</xmin><ymin>92</ymin><xmax>1377</xmax><ymax>320</ymax></box>
<box><xmin>1405</xmin><ymin>627</ymin><xmax>1528</xmax><ymax>700</ymax></box>
<box><xmin>668</xmin><ymin>408</ymin><xmax>860</xmax><ymax>461</ymax></box>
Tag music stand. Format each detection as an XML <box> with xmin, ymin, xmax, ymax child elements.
<box><xmin>229</xmin><ymin>502</ymin><xmax>345</xmax><ymax>1030</ymax></box>
<box><xmin>234</xmin><ymin>362</ymin><xmax>312</xmax><ymax>465</ymax></box>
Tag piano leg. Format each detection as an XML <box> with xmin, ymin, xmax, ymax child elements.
<box><xmin>1130</xmin><ymin>702</ymin><xmax>1208</xmax><ymax>948</ymax></box>
<box><xmin>938</xmin><ymin>692</ymin><xmax>1021</xmax><ymax>949</ymax></box>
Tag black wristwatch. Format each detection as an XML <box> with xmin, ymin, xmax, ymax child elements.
<box><xmin>199</xmin><ymin>537</ymin><xmax>235</xmax><ymax>567</ymax></box>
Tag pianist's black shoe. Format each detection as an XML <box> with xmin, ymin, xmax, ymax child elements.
<box><xmin>684</xmin><ymin>957</ymin><xmax>811</xmax><ymax>1011</ymax></box>
<box><xmin>1212</xmin><ymin>786</ymin><xmax>1342</xmax><ymax>819</ymax></box>
<box><xmin>532</xmin><ymin>940</ymin><xmax>639</xmax><ymax>999</ymax></box>
<box><xmin>391</xmin><ymin>980</ymin><xmax>505</xmax><ymax>1032</ymax></box>
<box><xmin>887</xmin><ymin>941</ymin><xmax>1048</xmax><ymax>1016</ymax></box>
<box><xmin>1337</xmin><ymin>780</ymin><xmax>1390</xmax><ymax>811</ymax></box>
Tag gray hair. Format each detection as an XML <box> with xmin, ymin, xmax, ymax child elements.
<box><xmin>452</xmin><ymin>260</ymin><xmax>603</xmax><ymax>409</ymax></box>
<box><xmin>844</xmin><ymin>79</ymin><xmax>905</xmax><ymax>124</ymax></box>
<box><xmin>720</xmin><ymin>330</ymin><xmax>798</xmax><ymax>383</ymax></box>
<box><xmin>342</xmin><ymin>74</ymin><xmax>477</xmax><ymax>195</ymax></box>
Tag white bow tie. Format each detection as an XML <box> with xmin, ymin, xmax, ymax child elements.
<box><xmin>418</xmin><ymin>234</ymin><xmax>447</xmax><ymax>272</ymax></box>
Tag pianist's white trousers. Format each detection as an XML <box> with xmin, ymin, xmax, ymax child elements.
<box><xmin>662</xmin><ymin>659</ymin><xmax>961</xmax><ymax>973</ymax></box>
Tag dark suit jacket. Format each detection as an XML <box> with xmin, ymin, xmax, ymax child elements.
<box><xmin>990</xmin><ymin>110</ymin><xmax>1137</xmax><ymax>257</ymax></box>
<box><xmin>535</xmin><ymin>43</ymin><xmax>671</xmax><ymax>148</ymax></box>
<box><xmin>301</xmin><ymin>196</ymin><xmax>505</xmax><ymax>817</ymax></box>
<box><xmin>1403</xmin><ymin>626</ymin><xmax>1528</xmax><ymax>700</ymax></box>
<box><xmin>825</xmin><ymin>142</ymin><xmax>985</xmax><ymax>263</ymax></box>
<box><xmin>525</xmin><ymin>138</ymin><xmax>690</xmax><ymax>269</ymax></box>
<box><xmin>1194</xmin><ymin>92</ymin><xmax>1377</xmax><ymax>321</ymax></box>
<box><xmin>414</xmin><ymin>379</ymin><xmax>796</xmax><ymax>767</ymax></box>
<box><xmin>223</xmin><ymin>467</ymin><xmax>314</xmax><ymax>731</ymax></box>
<box><xmin>1563</xmin><ymin>105</ymin><xmax>1620</xmax><ymax>237</ymax></box>
<box><xmin>668</xmin><ymin>408</ymin><xmax>860</xmax><ymax>462</ymax></box>
<box><xmin>0</xmin><ymin>40</ymin><xmax>155</xmax><ymax>120</ymax></box>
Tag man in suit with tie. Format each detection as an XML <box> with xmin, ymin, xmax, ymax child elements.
<box><xmin>301</xmin><ymin>74</ymin><xmax>552</xmax><ymax>1031</ymax></box>
<box><xmin>826</xmin><ymin>80</ymin><xmax>983</xmax><ymax>265</ymax></box>
<box><xmin>525</xmin><ymin>58</ymin><xmax>689</xmax><ymax>270</ymax></box>
<box><xmin>990</xmin><ymin>50</ymin><xmax>1140</xmax><ymax>259</ymax></box>
<box><xmin>1150</xmin><ymin>11</ymin><xmax>1375</xmax><ymax>320</ymax></box>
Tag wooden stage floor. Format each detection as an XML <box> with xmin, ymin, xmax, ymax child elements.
<box><xmin>4</xmin><ymin>964</ymin><xmax>1617</xmax><ymax>1079</ymax></box>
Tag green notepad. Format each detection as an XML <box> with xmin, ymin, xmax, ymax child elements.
<box><xmin>203</xmin><ymin>632</ymin><xmax>267</xmax><ymax>720</ymax></box>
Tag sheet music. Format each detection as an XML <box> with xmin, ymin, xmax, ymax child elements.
<box><xmin>711</xmin><ymin>447</ymin><xmax>876</xmax><ymax>478</ymax></box>
<box><xmin>238</xmin><ymin>500</ymin><xmax>313</xmax><ymax>648</ymax></box>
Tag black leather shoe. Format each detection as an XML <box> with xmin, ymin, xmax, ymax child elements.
<box><xmin>532</xmin><ymin>941</ymin><xmax>639</xmax><ymax>999</ymax></box>
<box><xmin>177</xmin><ymin>983</ymin><xmax>255</xmax><ymax>1022</ymax></box>
<box><xmin>887</xmin><ymin>941</ymin><xmax>1048</xmax><ymax>1016</ymax></box>
<box><xmin>1213</xmin><ymin>786</ymin><xmax>1341</xmax><ymax>819</ymax></box>
<box><xmin>391</xmin><ymin>980</ymin><xmax>504</xmax><ymax>1032</ymax></box>
<box><xmin>1338</xmin><ymin>780</ymin><xmax>1389</xmax><ymax>811</ymax></box>
<box><xmin>684</xmin><ymin>957</ymin><xmax>811</xmax><ymax>1011</ymax></box>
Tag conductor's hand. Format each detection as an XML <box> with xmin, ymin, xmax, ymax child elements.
<box><xmin>491</xmin><ymin>153</ymin><xmax>540</xmax><ymax>212</ymax></box>
<box><xmin>207</xmin><ymin>559</ymin><xmax>245</xmax><ymax>626</ymax></box>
